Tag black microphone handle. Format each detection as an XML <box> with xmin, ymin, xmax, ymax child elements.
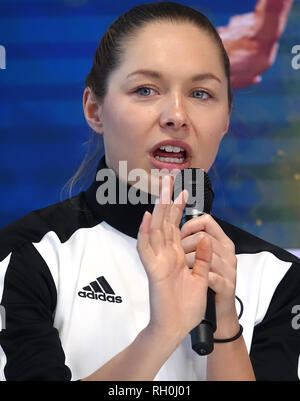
<box><xmin>181</xmin><ymin>213</ymin><xmax>217</xmax><ymax>356</ymax></box>
<box><xmin>190</xmin><ymin>288</ymin><xmax>216</xmax><ymax>355</ymax></box>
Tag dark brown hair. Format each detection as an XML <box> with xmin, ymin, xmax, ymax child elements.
<box><xmin>61</xmin><ymin>1</ymin><xmax>232</xmax><ymax>199</ymax></box>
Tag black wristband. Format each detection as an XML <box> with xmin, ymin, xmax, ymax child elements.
<box><xmin>235</xmin><ymin>295</ymin><xmax>244</xmax><ymax>319</ymax></box>
<box><xmin>214</xmin><ymin>324</ymin><xmax>243</xmax><ymax>343</ymax></box>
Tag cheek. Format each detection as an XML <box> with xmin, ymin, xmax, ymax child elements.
<box><xmin>101</xmin><ymin>98</ymin><xmax>150</xmax><ymax>167</ymax></box>
<box><xmin>197</xmin><ymin>115</ymin><xmax>228</xmax><ymax>169</ymax></box>
<box><xmin>104</xmin><ymin>99</ymin><xmax>146</xmax><ymax>142</ymax></box>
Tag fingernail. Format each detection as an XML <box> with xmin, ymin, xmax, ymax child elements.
<box><xmin>174</xmin><ymin>189</ymin><xmax>188</xmax><ymax>205</ymax></box>
<box><xmin>142</xmin><ymin>210</ymin><xmax>148</xmax><ymax>222</ymax></box>
<box><xmin>183</xmin><ymin>189</ymin><xmax>189</xmax><ymax>203</ymax></box>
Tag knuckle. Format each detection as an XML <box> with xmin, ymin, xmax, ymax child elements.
<box><xmin>185</xmin><ymin>252</ymin><xmax>194</xmax><ymax>266</ymax></box>
<box><xmin>149</xmin><ymin>227</ymin><xmax>160</xmax><ymax>236</ymax></box>
<box><xmin>209</xmin><ymin>273</ymin><xmax>218</xmax><ymax>287</ymax></box>
<box><xmin>198</xmin><ymin>231</ymin><xmax>205</xmax><ymax>240</ymax></box>
<box><xmin>225</xmin><ymin>239</ymin><xmax>235</xmax><ymax>252</ymax></box>
<box><xmin>203</xmin><ymin>213</ymin><xmax>212</xmax><ymax>223</ymax></box>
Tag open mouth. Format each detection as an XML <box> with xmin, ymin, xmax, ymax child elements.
<box><xmin>150</xmin><ymin>141</ymin><xmax>191</xmax><ymax>170</ymax></box>
<box><xmin>153</xmin><ymin>145</ymin><xmax>186</xmax><ymax>163</ymax></box>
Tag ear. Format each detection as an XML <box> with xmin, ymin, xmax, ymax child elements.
<box><xmin>222</xmin><ymin>113</ymin><xmax>231</xmax><ymax>137</ymax></box>
<box><xmin>83</xmin><ymin>87</ymin><xmax>104</xmax><ymax>135</ymax></box>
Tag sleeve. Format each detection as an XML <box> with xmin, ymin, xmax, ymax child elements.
<box><xmin>0</xmin><ymin>241</ymin><xmax>72</xmax><ymax>381</ymax></box>
<box><xmin>250</xmin><ymin>261</ymin><xmax>300</xmax><ymax>381</ymax></box>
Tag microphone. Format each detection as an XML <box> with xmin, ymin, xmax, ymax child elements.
<box><xmin>173</xmin><ymin>168</ymin><xmax>216</xmax><ymax>356</ymax></box>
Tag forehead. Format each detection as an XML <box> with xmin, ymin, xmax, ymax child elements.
<box><xmin>117</xmin><ymin>21</ymin><xmax>225</xmax><ymax>79</ymax></box>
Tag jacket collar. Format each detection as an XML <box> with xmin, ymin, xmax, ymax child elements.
<box><xmin>84</xmin><ymin>157</ymin><xmax>300</xmax><ymax>265</ymax></box>
<box><xmin>83</xmin><ymin>156</ymin><xmax>157</xmax><ymax>239</ymax></box>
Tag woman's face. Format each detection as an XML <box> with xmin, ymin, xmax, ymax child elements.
<box><xmin>84</xmin><ymin>21</ymin><xmax>230</xmax><ymax>195</ymax></box>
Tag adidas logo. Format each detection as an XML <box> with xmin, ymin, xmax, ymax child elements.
<box><xmin>78</xmin><ymin>276</ymin><xmax>122</xmax><ymax>303</ymax></box>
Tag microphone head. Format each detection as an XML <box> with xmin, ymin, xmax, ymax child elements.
<box><xmin>173</xmin><ymin>168</ymin><xmax>214</xmax><ymax>216</ymax></box>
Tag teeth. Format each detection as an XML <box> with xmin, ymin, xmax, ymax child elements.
<box><xmin>155</xmin><ymin>156</ymin><xmax>185</xmax><ymax>163</ymax></box>
<box><xmin>159</xmin><ymin>145</ymin><xmax>185</xmax><ymax>153</ymax></box>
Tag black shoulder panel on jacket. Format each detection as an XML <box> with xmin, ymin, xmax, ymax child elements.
<box><xmin>0</xmin><ymin>241</ymin><xmax>72</xmax><ymax>380</ymax></box>
<box><xmin>0</xmin><ymin>192</ymin><xmax>99</xmax><ymax>262</ymax></box>
<box><xmin>250</xmin><ymin>261</ymin><xmax>300</xmax><ymax>380</ymax></box>
<box><xmin>214</xmin><ymin>216</ymin><xmax>299</xmax><ymax>264</ymax></box>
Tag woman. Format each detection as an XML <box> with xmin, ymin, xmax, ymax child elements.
<box><xmin>0</xmin><ymin>1</ymin><xmax>299</xmax><ymax>381</ymax></box>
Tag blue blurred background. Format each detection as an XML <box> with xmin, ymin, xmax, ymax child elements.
<box><xmin>0</xmin><ymin>0</ymin><xmax>299</xmax><ymax>254</ymax></box>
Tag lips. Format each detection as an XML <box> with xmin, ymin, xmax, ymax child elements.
<box><xmin>149</xmin><ymin>139</ymin><xmax>192</xmax><ymax>171</ymax></box>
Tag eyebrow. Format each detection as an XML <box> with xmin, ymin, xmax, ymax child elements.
<box><xmin>126</xmin><ymin>69</ymin><xmax>222</xmax><ymax>84</ymax></box>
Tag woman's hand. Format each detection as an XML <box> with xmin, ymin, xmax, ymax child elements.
<box><xmin>180</xmin><ymin>214</ymin><xmax>239</xmax><ymax>338</ymax></box>
<box><xmin>137</xmin><ymin>175</ymin><xmax>212</xmax><ymax>343</ymax></box>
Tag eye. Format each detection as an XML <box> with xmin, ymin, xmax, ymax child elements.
<box><xmin>133</xmin><ymin>87</ymin><xmax>212</xmax><ymax>100</ymax></box>
<box><xmin>134</xmin><ymin>87</ymin><xmax>157</xmax><ymax>97</ymax></box>
<box><xmin>192</xmin><ymin>90</ymin><xmax>212</xmax><ymax>100</ymax></box>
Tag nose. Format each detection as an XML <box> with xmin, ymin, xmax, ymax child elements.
<box><xmin>159</xmin><ymin>92</ymin><xmax>189</xmax><ymax>134</ymax></box>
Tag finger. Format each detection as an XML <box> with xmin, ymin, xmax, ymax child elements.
<box><xmin>180</xmin><ymin>214</ymin><xmax>234</xmax><ymax>250</ymax></box>
<box><xmin>137</xmin><ymin>211</ymin><xmax>155</xmax><ymax>263</ymax></box>
<box><xmin>138</xmin><ymin>210</ymin><xmax>151</xmax><ymax>238</ymax></box>
<box><xmin>164</xmin><ymin>178</ymin><xmax>189</xmax><ymax>248</ymax></box>
<box><xmin>185</xmin><ymin>252</ymin><xmax>195</xmax><ymax>269</ymax></box>
<box><xmin>208</xmin><ymin>271</ymin><xmax>235</xmax><ymax>299</ymax></box>
<box><xmin>150</xmin><ymin>176</ymin><xmax>173</xmax><ymax>252</ymax></box>
<box><xmin>165</xmin><ymin>189</ymin><xmax>188</xmax><ymax>246</ymax></box>
<box><xmin>181</xmin><ymin>231</ymin><xmax>218</xmax><ymax>255</ymax></box>
<box><xmin>162</xmin><ymin>218</ymin><xmax>174</xmax><ymax>244</ymax></box>
<box><xmin>159</xmin><ymin>175</ymin><xmax>179</xmax><ymax>244</ymax></box>
<box><xmin>208</xmin><ymin>271</ymin><xmax>224</xmax><ymax>296</ymax></box>
<box><xmin>186</xmin><ymin>249</ymin><xmax>236</xmax><ymax>285</ymax></box>
<box><xmin>151</xmin><ymin>175</ymin><xmax>172</xmax><ymax>230</ymax></box>
<box><xmin>169</xmin><ymin>189</ymin><xmax>189</xmax><ymax>227</ymax></box>
<box><xmin>161</xmin><ymin>174</ymin><xmax>174</xmax><ymax>206</ymax></box>
<box><xmin>161</xmin><ymin>188</ymin><xmax>189</xmax><ymax>251</ymax></box>
<box><xmin>181</xmin><ymin>230</ymin><xmax>235</xmax><ymax>262</ymax></box>
<box><xmin>161</xmin><ymin>174</ymin><xmax>175</xmax><ymax>224</ymax></box>
<box><xmin>192</xmin><ymin>236</ymin><xmax>212</xmax><ymax>279</ymax></box>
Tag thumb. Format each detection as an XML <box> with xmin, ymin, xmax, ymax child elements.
<box><xmin>192</xmin><ymin>236</ymin><xmax>212</xmax><ymax>279</ymax></box>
